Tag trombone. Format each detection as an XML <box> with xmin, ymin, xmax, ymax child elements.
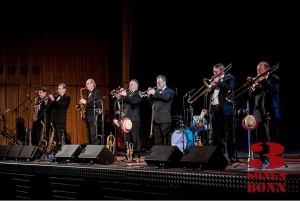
<box><xmin>187</xmin><ymin>63</ymin><xmax>232</xmax><ymax>104</ymax></box>
<box><xmin>227</xmin><ymin>63</ymin><xmax>279</xmax><ymax>100</ymax></box>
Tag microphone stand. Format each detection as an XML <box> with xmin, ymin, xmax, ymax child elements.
<box><xmin>188</xmin><ymin>99</ymin><xmax>194</xmax><ymax>150</ymax></box>
<box><xmin>100</xmin><ymin>98</ymin><xmax>105</xmax><ymax>145</ymax></box>
<box><xmin>93</xmin><ymin>100</ymin><xmax>99</xmax><ymax>145</ymax></box>
<box><xmin>1</xmin><ymin>112</ymin><xmax>9</xmax><ymax>145</ymax></box>
<box><xmin>182</xmin><ymin>96</ymin><xmax>187</xmax><ymax>127</ymax></box>
<box><xmin>12</xmin><ymin>95</ymin><xmax>30</xmax><ymax>144</ymax></box>
<box><xmin>12</xmin><ymin>95</ymin><xmax>30</xmax><ymax>114</ymax></box>
<box><xmin>93</xmin><ymin>98</ymin><xmax>104</xmax><ymax>145</ymax></box>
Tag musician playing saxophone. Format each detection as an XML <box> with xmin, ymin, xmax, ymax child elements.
<box><xmin>208</xmin><ymin>63</ymin><xmax>237</xmax><ymax>163</ymax></box>
<box><xmin>248</xmin><ymin>61</ymin><xmax>281</xmax><ymax>167</ymax></box>
<box><xmin>31</xmin><ymin>86</ymin><xmax>51</xmax><ymax>146</ymax></box>
<box><xmin>48</xmin><ymin>83</ymin><xmax>70</xmax><ymax>150</ymax></box>
<box><xmin>79</xmin><ymin>79</ymin><xmax>102</xmax><ymax>145</ymax></box>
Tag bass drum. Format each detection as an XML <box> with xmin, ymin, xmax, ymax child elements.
<box><xmin>171</xmin><ymin>128</ymin><xmax>194</xmax><ymax>152</ymax></box>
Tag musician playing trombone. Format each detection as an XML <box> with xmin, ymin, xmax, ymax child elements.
<box><xmin>208</xmin><ymin>63</ymin><xmax>236</xmax><ymax>163</ymax></box>
<box><xmin>248</xmin><ymin>61</ymin><xmax>281</xmax><ymax>167</ymax></box>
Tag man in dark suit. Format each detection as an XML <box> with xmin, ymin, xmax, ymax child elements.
<box><xmin>49</xmin><ymin>83</ymin><xmax>71</xmax><ymax>149</ymax></box>
<box><xmin>208</xmin><ymin>63</ymin><xmax>236</xmax><ymax>163</ymax></box>
<box><xmin>249</xmin><ymin>61</ymin><xmax>281</xmax><ymax>165</ymax></box>
<box><xmin>32</xmin><ymin>86</ymin><xmax>51</xmax><ymax>146</ymax></box>
<box><xmin>148</xmin><ymin>75</ymin><xmax>174</xmax><ymax>146</ymax></box>
<box><xmin>79</xmin><ymin>79</ymin><xmax>102</xmax><ymax>145</ymax></box>
<box><xmin>119</xmin><ymin>79</ymin><xmax>142</xmax><ymax>160</ymax></box>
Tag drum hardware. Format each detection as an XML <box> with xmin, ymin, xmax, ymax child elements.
<box><xmin>171</xmin><ymin>128</ymin><xmax>194</xmax><ymax>153</ymax></box>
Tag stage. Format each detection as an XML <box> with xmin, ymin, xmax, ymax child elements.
<box><xmin>0</xmin><ymin>145</ymin><xmax>299</xmax><ymax>200</ymax></box>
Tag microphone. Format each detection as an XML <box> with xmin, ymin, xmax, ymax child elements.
<box><xmin>183</xmin><ymin>88</ymin><xmax>195</xmax><ymax>97</ymax></box>
<box><xmin>174</xmin><ymin>87</ymin><xmax>178</xmax><ymax>96</ymax></box>
<box><xmin>5</xmin><ymin>109</ymin><xmax>10</xmax><ymax>113</ymax></box>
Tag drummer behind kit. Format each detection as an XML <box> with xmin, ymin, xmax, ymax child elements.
<box><xmin>171</xmin><ymin>109</ymin><xmax>207</xmax><ymax>153</ymax></box>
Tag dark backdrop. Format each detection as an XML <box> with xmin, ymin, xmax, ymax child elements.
<box><xmin>130</xmin><ymin>1</ymin><xmax>299</xmax><ymax>150</ymax></box>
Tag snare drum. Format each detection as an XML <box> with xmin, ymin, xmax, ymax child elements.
<box><xmin>171</xmin><ymin>128</ymin><xmax>194</xmax><ymax>152</ymax></box>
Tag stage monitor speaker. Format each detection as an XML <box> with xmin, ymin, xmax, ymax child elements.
<box><xmin>54</xmin><ymin>144</ymin><xmax>85</xmax><ymax>163</ymax></box>
<box><xmin>0</xmin><ymin>145</ymin><xmax>12</xmax><ymax>159</ymax></box>
<box><xmin>18</xmin><ymin>146</ymin><xmax>41</xmax><ymax>161</ymax></box>
<box><xmin>180</xmin><ymin>146</ymin><xmax>228</xmax><ymax>170</ymax></box>
<box><xmin>78</xmin><ymin>145</ymin><xmax>115</xmax><ymax>164</ymax></box>
<box><xmin>6</xmin><ymin>145</ymin><xmax>23</xmax><ymax>159</ymax></box>
<box><xmin>144</xmin><ymin>145</ymin><xmax>183</xmax><ymax>168</ymax></box>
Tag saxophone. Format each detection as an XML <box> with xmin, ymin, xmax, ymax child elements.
<box><xmin>47</xmin><ymin>123</ymin><xmax>56</xmax><ymax>154</ymax></box>
<box><xmin>76</xmin><ymin>87</ymin><xmax>87</xmax><ymax>120</ymax></box>
<box><xmin>38</xmin><ymin>120</ymin><xmax>47</xmax><ymax>152</ymax></box>
<box><xmin>33</xmin><ymin>96</ymin><xmax>39</xmax><ymax>121</ymax></box>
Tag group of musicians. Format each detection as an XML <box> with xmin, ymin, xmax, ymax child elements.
<box><xmin>111</xmin><ymin>61</ymin><xmax>280</xmax><ymax>166</ymax></box>
<box><xmin>7</xmin><ymin>61</ymin><xmax>279</xmax><ymax>166</ymax></box>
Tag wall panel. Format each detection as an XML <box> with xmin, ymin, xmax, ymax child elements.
<box><xmin>18</xmin><ymin>33</ymin><xmax>31</xmax><ymax>85</ymax></box>
<box><xmin>41</xmin><ymin>31</ymin><xmax>54</xmax><ymax>85</ymax></box>
<box><xmin>53</xmin><ymin>31</ymin><xmax>66</xmax><ymax>84</ymax></box>
<box><xmin>5</xmin><ymin>36</ymin><xmax>19</xmax><ymax>85</ymax></box>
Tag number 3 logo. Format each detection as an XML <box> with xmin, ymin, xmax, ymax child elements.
<box><xmin>248</xmin><ymin>142</ymin><xmax>285</xmax><ymax>169</ymax></box>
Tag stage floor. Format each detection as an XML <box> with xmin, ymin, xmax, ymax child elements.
<box><xmin>0</xmin><ymin>147</ymin><xmax>299</xmax><ymax>199</ymax></box>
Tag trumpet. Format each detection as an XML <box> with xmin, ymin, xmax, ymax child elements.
<box><xmin>139</xmin><ymin>86</ymin><xmax>157</xmax><ymax>97</ymax></box>
<box><xmin>110</xmin><ymin>86</ymin><xmax>129</xmax><ymax>98</ymax></box>
<box><xmin>187</xmin><ymin>63</ymin><xmax>232</xmax><ymax>104</ymax></box>
<box><xmin>227</xmin><ymin>63</ymin><xmax>279</xmax><ymax>100</ymax></box>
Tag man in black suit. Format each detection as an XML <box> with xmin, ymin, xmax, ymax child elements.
<box><xmin>31</xmin><ymin>86</ymin><xmax>51</xmax><ymax>146</ymax></box>
<box><xmin>49</xmin><ymin>83</ymin><xmax>71</xmax><ymax>148</ymax></box>
<box><xmin>148</xmin><ymin>75</ymin><xmax>174</xmax><ymax>146</ymax></box>
<box><xmin>249</xmin><ymin>61</ymin><xmax>281</xmax><ymax>165</ymax></box>
<box><xmin>208</xmin><ymin>63</ymin><xmax>236</xmax><ymax>163</ymax></box>
<box><xmin>119</xmin><ymin>79</ymin><xmax>142</xmax><ymax>160</ymax></box>
<box><xmin>79</xmin><ymin>78</ymin><xmax>102</xmax><ymax>145</ymax></box>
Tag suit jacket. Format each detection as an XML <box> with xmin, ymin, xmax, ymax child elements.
<box><xmin>85</xmin><ymin>88</ymin><xmax>102</xmax><ymax>124</ymax></box>
<box><xmin>209</xmin><ymin>73</ymin><xmax>235</xmax><ymax>116</ymax></box>
<box><xmin>122</xmin><ymin>90</ymin><xmax>142</xmax><ymax>122</ymax></box>
<box><xmin>249</xmin><ymin>74</ymin><xmax>280</xmax><ymax>122</ymax></box>
<box><xmin>50</xmin><ymin>94</ymin><xmax>71</xmax><ymax>124</ymax></box>
<box><xmin>150</xmin><ymin>87</ymin><xmax>174</xmax><ymax>123</ymax></box>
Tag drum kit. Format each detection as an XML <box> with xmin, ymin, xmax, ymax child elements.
<box><xmin>171</xmin><ymin>113</ymin><xmax>207</xmax><ymax>153</ymax></box>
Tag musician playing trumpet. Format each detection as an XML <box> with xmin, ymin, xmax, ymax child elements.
<box><xmin>208</xmin><ymin>63</ymin><xmax>237</xmax><ymax>163</ymax></box>
<box><xmin>48</xmin><ymin>83</ymin><xmax>70</xmax><ymax>149</ymax></box>
<box><xmin>118</xmin><ymin>79</ymin><xmax>142</xmax><ymax>161</ymax></box>
<box><xmin>147</xmin><ymin>75</ymin><xmax>174</xmax><ymax>146</ymax></box>
<box><xmin>248</xmin><ymin>61</ymin><xmax>281</xmax><ymax>167</ymax></box>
